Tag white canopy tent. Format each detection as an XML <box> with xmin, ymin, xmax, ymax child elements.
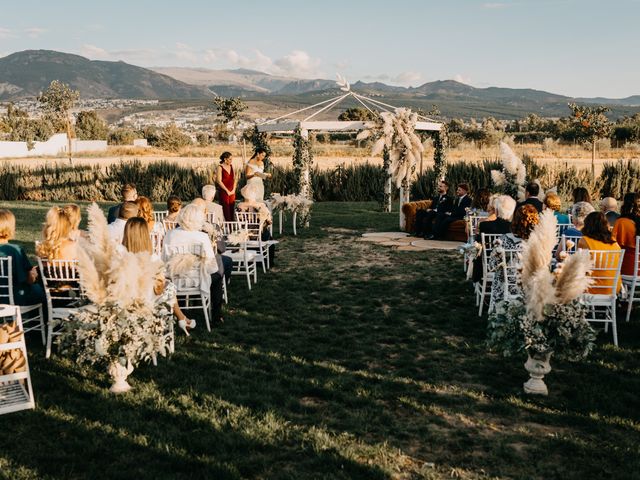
<box><xmin>256</xmin><ymin>78</ymin><xmax>445</xmax><ymax>227</ymax></box>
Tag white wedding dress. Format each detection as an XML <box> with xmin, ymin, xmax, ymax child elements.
<box><xmin>245</xmin><ymin>163</ymin><xmax>265</xmax><ymax>201</ymax></box>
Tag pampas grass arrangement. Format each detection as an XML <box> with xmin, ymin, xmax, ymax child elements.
<box><xmin>491</xmin><ymin>142</ymin><xmax>527</xmax><ymax>199</ymax></box>
<box><xmin>359</xmin><ymin>108</ymin><xmax>423</xmax><ymax>189</ymax></box>
<box><xmin>58</xmin><ymin>203</ymin><xmax>174</xmax><ymax>372</ymax></box>
<box><xmin>488</xmin><ymin>210</ymin><xmax>596</xmax><ymax>360</ymax></box>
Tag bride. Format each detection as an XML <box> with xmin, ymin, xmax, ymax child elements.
<box><xmin>244</xmin><ymin>148</ymin><xmax>271</xmax><ymax>202</ymax></box>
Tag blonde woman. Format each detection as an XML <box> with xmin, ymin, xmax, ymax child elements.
<box><xmin>0</xmin><ymin>209</ymin><xmax>45</xmax><ymax>306</ymax></box>
<box><xmin>63</xmin><ymin>204</ymin><xmax>83</xmax><ymax>241</ymax></box>
<box><xmin>136</xmin><ymin>196</ymin><xmax>163</xmax><ymax>235</ymax></box>
<box><xmin>122</xmin><ymin>217</ymin><xmax>195</xmax><ymax>335</ymax></box>
<box><xmin>36</xmin><ymin>207</ymin><xmax>77</xmax><ymax>261</ymax></box>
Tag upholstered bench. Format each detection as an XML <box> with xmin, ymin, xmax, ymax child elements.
<box><xmin>402</xmin><ymin>200</ymin><xmax>467</xmax><ymax>242</ymax></box>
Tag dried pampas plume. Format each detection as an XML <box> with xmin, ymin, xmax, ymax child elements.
<box><xmin>520</xmin><ymin>210</ymin><xmax>557</xmax><ymax>291</ymax></box>
<box><xmin>526</xmin><ymin>269</ymin><xmax>556</xmax><ymax>322</ymax></box>
<box><xmin>555</xmin><ymin>250</ymin><xmax>593</xmax><ymax>303</ymax></box>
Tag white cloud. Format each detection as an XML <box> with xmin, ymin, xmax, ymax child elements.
<box><xmin>274</xmin><ymin>50</ymin><xmax>321</xmax><ymax>77</ymax></box>
<box><xmin>364</xmin><ymin>71</ymin><xmax>422</xmax><ymax>86</ymax></box>
<box><xmin>454</xmin><ymin>73</ymin><xmax>472</xmax><ymax>85</ymax></box>
<box><xmin>80</xmin><ymin>44</ymin><xmax>110</xmax><ymax>59</ymax></box>
<box><xmin>24</xmin><ymin>27</ymin><xmax>46</xmax><ymax>38</ymax></box>
<box><xmin>202</xmin><ymin>49</ymin><xmax>217</xmax><ymax>63</ymax></box>
<box><xmin>0</xmin><ymin>27</ymin><xmax>15</xmax><ymax>39</ymax></box>
<box><xmin>174</xmin><ymin>42</ymin><xmax>198</xmax><ymax>63</ymax></box>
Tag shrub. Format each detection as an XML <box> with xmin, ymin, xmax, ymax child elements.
<box><xmin>156</xmin><ymin>124</ymin><xmax>192</xmax><ymax>152</ymax></box>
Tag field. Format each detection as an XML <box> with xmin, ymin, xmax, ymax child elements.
<box><xmin>2</xmin><ymin>141</ymin><xmax>640</xmax><ymax>176</ymax></box>
<box><xmin>1</xmin><ymin>201</ymin><xmax>639</xmax><ymax>479</ymax></box>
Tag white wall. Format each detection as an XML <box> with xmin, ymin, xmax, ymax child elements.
<box><xmin>0</xmin><ymin>133</ymin><xmax>108</xmax><ymax>158</ymax></box>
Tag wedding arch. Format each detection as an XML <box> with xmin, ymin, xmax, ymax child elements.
<box><xmin>256</xmin><ymin>76</ymin><xmax>445</xmax><ymax>228</ymax></box>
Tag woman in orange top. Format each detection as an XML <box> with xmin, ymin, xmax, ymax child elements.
<box><xmin>579</xmin><ymin>212</ymin><xmax>622</xmax><ymax>294</ymax></box>
<box><xmin>612</xmin><ymin>193</ymin><xmax>640</xmax><ymax>276</ymax></box>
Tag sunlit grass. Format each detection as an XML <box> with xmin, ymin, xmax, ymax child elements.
<box><xmin>0</xmin><ymin>201</ymin><xmax>639</xmax><ymax>479</ymax></box>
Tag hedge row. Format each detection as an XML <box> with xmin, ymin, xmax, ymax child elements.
<box><xmin>0</xmin><ymin>158</ymin><xmax>638</xmax><ymax>203</ymax></box>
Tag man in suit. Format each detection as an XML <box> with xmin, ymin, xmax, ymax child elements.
<box><xmin>107</xmin><ymin>183</ymin><xmax>138</xmax><ymax>224</ymax></box>
<box><xmin>518</xmin><ymin>182</ymin><xmax>543</xmax><ymax>213</ymax></box>
<box><xmin>414</xmin><ymin>180</ymin><xmax>453</xmax><ymax>237</ymax></box>
<box><xmin>431</xmin><ymin>183</ymin><xmax>472</xmax><ymax>240</ymax></box>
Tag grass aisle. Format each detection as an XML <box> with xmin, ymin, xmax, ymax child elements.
<box><xmin>1</xmin><ymin>201</ymin><xmax>639</xmax><ymax>479</ymax></box>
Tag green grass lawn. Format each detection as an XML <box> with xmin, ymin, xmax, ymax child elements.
<box><xmin>1</xmin><ymin>201</ymin><xmax>639</xmax><ymax>480</ymax></box>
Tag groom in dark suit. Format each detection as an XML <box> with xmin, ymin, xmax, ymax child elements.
<box><xmin>414</xmin><ymin>180</ymin><xmax>453</xmax><ymax>237</ymax></box>
<box><xmin>431</xmin><ymin>183</ymin><xmax>473</xmax><ymax>240</ymax></box>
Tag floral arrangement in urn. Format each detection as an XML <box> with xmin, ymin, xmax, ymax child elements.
<box><xmin>487</xmin><ymin>210</ymin><xmax>596</xmax><ymax>395</ymax></box>
<box><xmin>490</xmin><ymin>142</ymin><xmax>527</xmax><ymax>200</ymax></box>
<box><xmin>58</xmin><ymin>203</ymin><xmax>174</xmax><ymax>392</ymax></box>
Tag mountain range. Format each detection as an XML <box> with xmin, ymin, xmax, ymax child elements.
<box><xmin>1</xmin><ymin>50</ymin><xmax>639</xmax><ymax>119</ymax></box>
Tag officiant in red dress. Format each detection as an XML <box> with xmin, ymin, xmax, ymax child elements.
<box><xmin>216</xmin><ymin>151</ymin><xmax>237</xmax><ymax>221</ymax></box>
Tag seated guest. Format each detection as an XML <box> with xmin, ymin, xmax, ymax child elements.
<box><xmin>107</xmin><ymin>183</ymin><xmax>137</xmax><ymax>224</ymax></box>
<box><xmin>136</xmin><ymin>196</ymin><xmax>164</xmax><ymax>235</ymax></box>
<box><xmin>237</xmin><ymin>182</ymin><xmax>276</xmax><ymax>266</ymax></box>
<box><xmin>600</xmin><ymin>197</ymin><xmax>620</xmax><ymax>227</ymax></box>
<box><xmin>162</xmin><ymin>204</ymin><xmax>224</xmax><ymax>325</ymax></box>
<box><xmin>472</xmin><ymin>188</ymin><xmax>491</xmax><ymax>216</ymax></box>
<box><xmin>431</xmin><ymin>183</ymin><xmax>472</xmax><ymax>240</ymax></box>
<box><xmin>578</xmin><ymin>211</ymin><xmax>622</xmax><ymax>294</ymax></box>
<box><xmin>476</xmin><ymin>195</ymin><xmax>516</xmax><ymax>239</ymax></box>
<box><xmin>63</xmin><ymin>204</ymin><xmax>84</xmax><ymax>241</ymax></box>
<box><xmin>414</xmin><ymin>180</ymin><xmax>452</xmax><ymax>238</ymax></box>
<box><xmin>572</xmin><ymin>186</ymin><xmax>592</xmax><ymax>205</ymax></box>
<box><xmin>555</xmin><ymin>201</ymin><xmax>595</xmax><ymax>259</ymax></box>
<box><xmin>472</xmin><ymin>195</ymin><xmax>517</xmax><ymax>283</ymax></box>
<box><xmin>107</xmin><ymin>201</ymin><xmax>139</xmax><ymax>245</ymax></box>
<box><xmin>164</xmin><ymin>195</ymin><xmax>182</xmax><ymax>227</ymax></box>
<box><xmin>612</xmin><ymin>192</ymin><xmax>640</xmax><ymax>276</ymax></box>
<box><xmin>488</xmin><ymin>204</ymin><xmax>539</xmax><ymax>308</ymax></box>
<box><xmin>518</xmin><ymin>182</ymin><xmax>543</xmax><ymax>212</ymax></box>
<box><xmin>544</xmin><ymin>192</ymin><xmax>570</xmax><ymax>224</ymax></box>
<box><xmin>201</xmin><ymin>185</ymin><xmax>225</xmax><ymax>227</ymax></box>
<box><xmin>190</xmin><ymin>198</ymin><xmax>233</xmax><ymax>281</ymax></box>
<box><xmin>0</xmin><ymin>209</ymin><xmax>45</xmax><ymax>306</ymax></box>
<box><xmin>36</xmin><ymin>207</ymin><xmax>77</xmax><ymax>261</ymax></box>
<box><xmin>122</xmin><ymin>217</ymin><xmax>195</xmax><ymax>335</ymax></box>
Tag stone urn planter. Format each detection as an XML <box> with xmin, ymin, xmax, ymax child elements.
<box><xmin>523</xmin><ymin>351</ymin><xmax>552</xmax><ymax>396</ymax></box>
<box><xmin>108</xmin><ymin>358</ymin><xmax>134</xmax><ymax>393</ymax></box>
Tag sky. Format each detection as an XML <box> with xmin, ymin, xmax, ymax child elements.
<box><xmin>0</xmin><ymin>0</ymin><xmax>638</xmax><ymax>98</ymax></box>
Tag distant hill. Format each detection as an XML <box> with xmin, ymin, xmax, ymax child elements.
<box><xmin>0</xmin><ymin>50</ymin><xmax>211</xmax><ymax>100</ymax></box>
<box><xmin>2</xmin><ymin>50</ymin><xmax>639</xmax><ymax>119</ymax></box>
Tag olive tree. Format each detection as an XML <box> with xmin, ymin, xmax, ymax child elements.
<box><xmin>38</xmin><ymin>80</ymin><xmax>80</xmax><ymax>163</ymax></box>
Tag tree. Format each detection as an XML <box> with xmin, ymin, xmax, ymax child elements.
<box><xmin>568</xmin><ymin>102</ymin><xmax>612</xmax><ymax>178</ymax></box>
<box><xmin>38</xmin><ymin>80</ymin><xmax>80</xmax><ymax>164</ymax></box>
<box><xmin>212</xmin><ymin>96</ymin><xmax>248</xmax><ymax>124</ymax></box>
<box><xmin>0</xmin><ymin>103</ymin><xmax>55</xmax><ymax>149</ymax></box>
<box><xmin>156</xmin><ymin>123</ymin><xmax>192</xmax><ymax>152</ymax></box>
<box><xmin>75</xmin><ymin>110</ymin><xmax>109</xmax><ymax>140</ymax></box>
<box><xmin>338</xmin><ymin>107</ymin><xmax>376</xmax><ymax>121</ymax></box>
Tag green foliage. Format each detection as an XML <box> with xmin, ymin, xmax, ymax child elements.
<box><xmin>108</xmin><ymin>127</ymin><xmax>137</xmax><ymax>146</ymax></box>
<box><xmin>75</xmin><ymin>110</ymin><xmax>109</xmax><ymax>140</ymax></box>
<box><xmin>0</xmin><ymin>103</ymin><xmax>55</xmax><ymax>148</ymax></box>
<box><xmin>156</xmin><ymin>123</ymin><xmax>192</xmax><ymax>152</ymax></box>
<box><xmin>37</xmin><ymin>80</ymin><xmax>80</xmax><ymax>122</ymax></box>
<box><xmin>212</xmin><ymin>96</ymin><xmax>248</xmax><ymax>123</ymax></box>
<box><xmin>196</xmin><ymin>132</ymin><xmax>215</xmax><ymax>147</ymax></box>
<box><xmin>568</xmin><ymin>103</ymin><xmax>612</xmax><ymax>143</ymax></box>
<box><xmin>0</xmin><ymin>160</ymin><xmax>214</xmax><ymax>202</ymax></box>
<box><xmin>338</xmin><ymin>107</ymin><xmax>377</xmax><ymax>121</ymax></box>
<box><xmin>247</xmin><ymin>124</ymin><xmax>272</xmax><ymax>167</ymax></box>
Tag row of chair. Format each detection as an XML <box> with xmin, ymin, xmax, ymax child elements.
<box><xmin>474</xmin><ymin>232</ymin><xmax>640</xmax><ymax>346</ymax></box>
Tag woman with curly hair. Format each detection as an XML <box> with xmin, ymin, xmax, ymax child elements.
<box><xmin>36</xmin><ymin>206</ymin><xmax>77</xmax><ymax>261</ymax></box>
<box><xmin>580</xmin><ymin>211</ymin><xmax>622</xmax><ymax>294</ymax></box>
<box><xmin>612</xmin><ymin>193</ymin><xmax>640</xmax><ymax>276</ymax></box>
<box><xmin>136</xmin><ymin>196</ymin><xmax>163</xmax><ymax>235</ymax></box>
<box><xmin>488</xmin><ymin>204</ymin><xmax>540</xmax><ymax>309</ymax></box>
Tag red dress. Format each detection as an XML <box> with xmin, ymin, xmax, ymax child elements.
<box><xmin>219</xmin><ymin>165</ymin><xmax>236</xmax><ymax>221</ymax></box>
